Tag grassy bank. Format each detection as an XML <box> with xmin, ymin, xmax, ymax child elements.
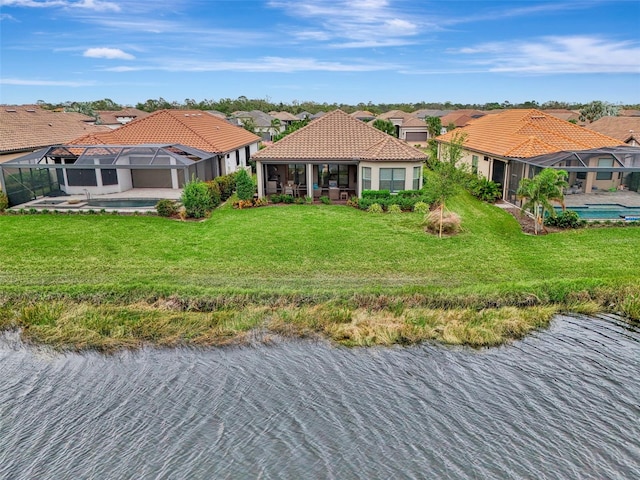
<box><xmin>1</xmin><ymin>193</ymin><xmax>639</xmax><ymax>351</ymax></box>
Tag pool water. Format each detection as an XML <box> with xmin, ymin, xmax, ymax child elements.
<box><xmin>557</xmin><ymin>203</ymin><xmax>640</xmax><ymax>220</ymax></box>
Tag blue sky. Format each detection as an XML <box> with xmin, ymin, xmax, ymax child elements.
<box><xmin>1</xmin><ymin>0</ymin><xmax>639</xmax><ymax>106</ymax></box>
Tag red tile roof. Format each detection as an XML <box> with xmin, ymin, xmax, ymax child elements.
<box><xmin>585</xmin><ymin>116</ymin><xmax>640</xmax><ymax>143</ymax></box>
<box><xmin>436</xmin><ymin>109</ymin><xmax>624</xmax><ymax>158</ymax></box>
<box><xmin>0</xmin><ymin>105</ymin><xmax>110</xmax><ymax>153</ymax></box>
<box><xmin>253</xmin><ymin>109</ymin><xmax>426</xmax><ymax>162</ymax></box>
<box><xmin>70</xmin><ymin>109</ymin><xmax>260</xmax><ymax>153</ymax></box>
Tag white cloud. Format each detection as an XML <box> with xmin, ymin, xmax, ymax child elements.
<box><xmin>452</xmin><ymin>36</ymin><xmax>640</xmax><ymax>74</ymax></box>
<box><xmin>270</xmin><ymin>0</ymin><xmax>422</xmax><ymax>48</ymax></box>
<box><xmin>83</xmin><ymin>47</ymin><xmax>134</xmax><ymax>60</ymax></box>
<box><xmin>0</xmin><ymin>0</ymin><xmax>120</xmax><ymax>12</ymax></box>
<box><xmin>0</xmin><ymin>77</ymin><xmax>95</xmax><ymax>86</ymax></box>
<box><xmin>0</xmin><ymin>13</ymin><xmax>17</xmax><ymax>20</ymax></box>
<box><xmin>103</xmin><ymin>56</ymin><xmax>398</xmax><ymax>73</ymax></box>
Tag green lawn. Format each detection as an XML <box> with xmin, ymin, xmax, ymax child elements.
<box><xmin>1</xmin><ymin>194</ymin><xmax>639</xmax><ymax>350</ymax></box>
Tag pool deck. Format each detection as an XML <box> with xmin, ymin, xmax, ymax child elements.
<box><xmin>563</xmin><ymin>190</ymin><xmax>640</xmax><ymax>208</ymax></box>
<box><xmin>12</xmin><ymin>188</ymin><xmax>182</xmax><ymax>213</ymax></box>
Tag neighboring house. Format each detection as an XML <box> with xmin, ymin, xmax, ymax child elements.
<box><xmin>399</xmin><ymin>117</ymin><xmax>429</xmax><ymax>143</ymax></box>
<box><xmin>374</xmin><ymin>110</ymin><xmax>417</xmax><ymax>137</ymax></box>
<box><xmin>296</xmin><ymin>111</ymin><xmax>312</xmax><ymax>120</ymax></box>
<box><xmin>0</xmin><ymin>105</ymin><xmax>110</xmax><ymax>163</ymax></box>
<box><xmin>229</xmin><ymin>110</ymin><xmax>280</xmax><ymax>140</ymax></box>
<box><xmin>350</xmin><ymin>110</ymin><xmax>376</xmax><ymax>122</ymax></box>
<box><xmin>435</xmin><ymin>109</ymin><xmax>635</xmax><ymax>203</ymax></box>
<box><xmin>542</xmin><ymin>109</ymin><xmax>582</xmax><ymax>125</ymax></box>
<box><xmin>412</xmin><ymin>109</ymin><xmax>451</xmax><ymax>120</ymax></box>
<box><xmin>0</xmin><ymin>110</ymin><xmax>260</xmax><ymax>205</ymax></box>
<box><xmin>252</xmin><ymin>109</ymin><xmax>426</xmax><ymax>200</ymax></box>
<box><xmin>585</xmin><ymin>116</ymin><xmax>640</xmax><ymax>147</ymax></box>
<box><xmin>269</xmin><ymin>111</ymin><xmax>299</xmax><ymax>127</ymax></box>
<box><xmin>95</xmin><ymin>108</ymin><xmax>150</xmax><ymax>129</ymax></box>
<box><xmin>440</xmin><ymin>110</ymin><xmax>486</xmax><ymax>131</ymax></box>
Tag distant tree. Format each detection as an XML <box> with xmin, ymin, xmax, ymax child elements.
<box><xmin>429</xmin><ymin>131</ymin><xmax>468</xmax><ymax>238</ymax></box>
<box><xmin>272</xmin><ymin>118</ymin><xmax>309</xmax><ymax>142</ymax></box>
<box><xmin>372</xmin><ymin>119</ymin><xmax>396</xmax><ymax>136</ymax></box>
<box><xmin>541</xmin><ymin>100</ymin><xmax>571</xmax><ymax>110</ymax></box>
<box><xmin>240</xmin><ymin>117</ymin><xmax>257</xmax><ymax>134</ymax></box>
<box><xmin>579</xmin><ymin>101</ymin><xmax>620</xmax><ymax>123</ymax></box>
<box><xmin>65</xmin><ymin>102</ymin><xmax>97</xmax><ymax>119</ymax></box>
<box><xmin>91</xmin><ymin>98</ymin><xmax>121</xmax><ymax>110</ymax></box>
<box><xmin>426</xmin><ymin>116</ymin><xmax>442</xmax><ymax>138</ymax></box>
<box><xmin>516</xmin><ymin>169</ymin><xmax>568</xmax><ymax>235</ymax></box>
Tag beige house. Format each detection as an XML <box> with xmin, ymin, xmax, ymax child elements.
<box><xmin>253</xmin><ymin>110</ymin><xmax>426</xmax><ymax>200</ymax></box>
<box><xmin>436</xmin><ymin>109</ymin><xmax>632</xmax><ymax>203</ymax></box>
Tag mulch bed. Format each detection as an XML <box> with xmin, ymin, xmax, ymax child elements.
<box><xmin>498</xmin><ymin>202</ymin><xmax>562</xmax><ymax>235</ymax></box>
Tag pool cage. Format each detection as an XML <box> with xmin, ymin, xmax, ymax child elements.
<box><xmin>504</xmin><ymin>146</ymin><xmax>640</xmax><ymax>205</ymax></box>
<box><xmin>0</xmin><ymin>144</ymin><xmax>221</xmax><ymax>207</ymax></box>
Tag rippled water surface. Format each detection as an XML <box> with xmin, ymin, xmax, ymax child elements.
<box><xmin>1</xmin><ymin>314</ymin><xmax>639</xmax><ymax>479</ymax></box>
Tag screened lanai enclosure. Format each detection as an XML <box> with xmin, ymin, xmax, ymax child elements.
<box><xmin>504</xmin><ymin>146</ymin><xmax>640</xmax><ymax>205</ymax></box>
<box><xmin>0</xmin><ymin>144</ymin><xmax>221</xmax><ymax>206</ymax></box>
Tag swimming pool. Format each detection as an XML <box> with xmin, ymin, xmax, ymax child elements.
<box><xmin>556</xmin><ymin>203</ymin><xmax>640</xmax><ymax>220</ymax></box>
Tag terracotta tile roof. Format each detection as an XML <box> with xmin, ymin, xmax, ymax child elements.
<box><xmin>70</xmin><ymin>109</ymin><xmax>260</xmax><ymax>153</ymax></box>
<box><xmin>400</xmin><ymin>117</ymin><xmax>427</xmax><ymax>128</ymax></box>
<box><xmin>95</xmin><ymin>108</ymin><xmax>149</xmax><ymax>125</ymax></box>
<box><xmin>0</xmin><ymin>105</ymin><xmax>110</xmax><ymax>153</ymax></box>
<box><xmin>584</xmin><ymin>116</ymin><xmax>640</xmax><ymax>143</ymax></box>
<box><xmin>436</xmin><ymin>109</ymin><xmax>624</xmax><ymax>158</ymax></box>
<box><xmin>253</xmin><ymin>109</ymin><xmax>426</xmax><ymax>162</ymax></box>
<box><xmin>440</xmin><ymin>112</ymin><xmax>474</xmax><ymax>128</ymax></box>
<box><xmin>269</xmin><ymin>111</ymin><xmax>299</xmax><ymax>122</ymax></box>
<box><xmin>377</xmin><ymin>109</ymin><xmax>415</xmax><ymax>121</ymax></box>
<box><xmin>350</xmin><ymin>110</ymin><xmax>376</xmax><ymax>119</ymax></box>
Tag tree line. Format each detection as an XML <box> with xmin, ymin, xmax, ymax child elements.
<box><xmin>35</xmin><ymin>97</ymin><xmax>639</xmax><ymax>118</ymax></box>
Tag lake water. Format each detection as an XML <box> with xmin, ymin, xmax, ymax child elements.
<box><xmin>1</xmin><ymin>314</ymin><xmax>638</xmax><ymax>479</ymax></box>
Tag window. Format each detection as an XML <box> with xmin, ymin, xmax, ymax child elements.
<box><xmin>235</xmin><ymin>150</ymin><xmax>240</xmax><ymax>167</ymax></box>
<box><xmin>472</xmin><ymin>155</ymin><xmax>479</xmax><ymax>174</ymax></box>
<box><xmin>413</xmin><ymin>166</ymin><xmax>421</xmax><ymax>190</ymax></box>
<box><xmin>319</xmin><ymin>164</ymin><xmax>349</xmax><ymax>188</ymax></box>
<box><xmin>362</xmin><ymin>167</ymin><xmax>371</xmax><ymax>190</ymax></box>
<box><xmin>379</xmin><ymin>168</ymin><xmax>405</xmax><ymax>193</ymax></box>
<box><xmin>596</xmin><ymin>158</ymin><xmax>614</xmax><ymax>180</ymax></box>
<box><xmin>287</xmin><ymin>164</ymin><xmax>306</xmax><ymax>184</ymax></box>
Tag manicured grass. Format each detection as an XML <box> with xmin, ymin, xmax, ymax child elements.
<box><xmin>1</xmin><ymin>193</ymin><xmax>639</xmax><ymax>351</ymax></box>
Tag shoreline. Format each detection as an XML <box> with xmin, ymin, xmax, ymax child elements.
<box><xmin>2</xmin><ymin>287</ymin><xmax>638</xmax><ymax>353</ymax></box>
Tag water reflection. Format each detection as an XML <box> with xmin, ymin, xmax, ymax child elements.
<box><xmin>1</xmin><ymin>315</ymin><xmax>638</xmax><ymax>479</ymax></box>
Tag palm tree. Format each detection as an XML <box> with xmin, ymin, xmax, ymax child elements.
<box><xmin>516</xmin><ymin>169</ymin><xmax>568</xmax><ymax>235</ymax></box>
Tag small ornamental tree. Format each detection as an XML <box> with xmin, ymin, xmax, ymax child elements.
<box><xmin>372</xmin><ymin>119</ymin><xmax>397</xmax><ymax>137</ymax></box>
<box><xmin>426</xmin><ymin>116</ymin><xmax>442</xmax><ymax>138</ymax></box>
<box><xmin>235</xmin><ymin>169</ymin><xmax>255</xmax><ymax>201</ymax></box>
<box><xmin>429</xmin><ymin>131</ymin><xmax>468</xmax><ymax>238</ymax></box>
<box><xmin>516</xmin><ymin>169</ymin><xmax>568</xmax><ymax>235</ymax></box>
<box><xmin>181</xmin><ymin>178</ymin><xmax>214</xmax><ymax>218</ymax></box>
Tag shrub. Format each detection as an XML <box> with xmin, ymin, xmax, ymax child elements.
<box><xmin>544</xmin><ymin>210</ymin><xmax>586</xmax><ymax>229</ymax></box>
<box><xmin>346</xmin><ymin>196</ymin><xmax>359</xmax><ymax>208</ymax></box>
<box><xmin>213</xmin><ymin>172</ymin><xmax>236</xmax><ymax>201</ymax></box>
<box><xmin>468</xmin><ymin>176</ymin><xmax>502</xmax><ymax>203</ymax></box>
<box><xmin>294</xmin><ymin>197</ymin><xmax>305</xmax><ymax>204</ymax></box>
<box><xmin>0</xmin><ymin>193</ymin><xmax>8</xmax><ymax>212</ymax></box>
<box><xmin>397</xmin><ymin>190</ymin><xmax>421</xmax><ymax>197</ymax></box>
<box><xmin>320</xmin><ymin>196</ymin><xmax>331</xmax><ymax>205</ymax></box>
<box><xmin>283</xmin><ymin>194</ymin><xmax>294</xmax><ymax>204</ymax></box>
<box><xmin>362</xmin><ymin>190</ymin><xmax>391</xmax><ymax>199</ymax></box>
<box><xmin>181</xmin><ymin>179</ymin><xmax>213</xmax><ymax>218</ymax></box>
<box><xmin>304</xmin><ymin>196</ymin><xmax>313</xmax><ymax>204</ymax></box>
<box><xmin>233</xmin><ymin>199</ymin><xmax>254</xmax><ymax>209</ymax></box>
<box><xmin>253</xmin><ymin>197</ymin><xmax>269</xmax><ymax>207</ymax></box>
<box><xmin>367</xmin><ymin>203</ymin><xmax>383</xmax><ymax>213</ymax></box>
<box><xmin>424</xmin><ymin>208</ymin><xmax>461</xmax><ymax>235</ymax></box>
<box><xmin>413</xmin><ymin>201</ymin><xmax>429</xmax><ymax>214</ymax></box>
<box><xmin>206</xmin><ymin>181</ymin><xmax>222</xmax><ymax>207</ymax></box>
<box><xmin>270</xmin><ymin>194</ymin><xmax>283</xmax><ymax>203</ymax></box>
<box><xmin>235</xmin><ymin>169</ymin><xmax>255</xmax><ymax>201</ymax></box>
<box><xmin>156</xmin><ymin>199</ymin><xmax>178</xmax><ymax>217</ymax></box>
<box><xmin>388</xmin><ymin>204</ymin><xmax>402</xmax><ymax>214</ymax></box>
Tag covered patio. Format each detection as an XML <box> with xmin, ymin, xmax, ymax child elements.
<box><xmin>0</xmin><ymin>144</ymin><xmax>219</xmax><ymax>207</ymax></box>
<box><xmin>504</xmin><ymin>146</ymin><xmax>640</xmax><ymax>205</ymax></box>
